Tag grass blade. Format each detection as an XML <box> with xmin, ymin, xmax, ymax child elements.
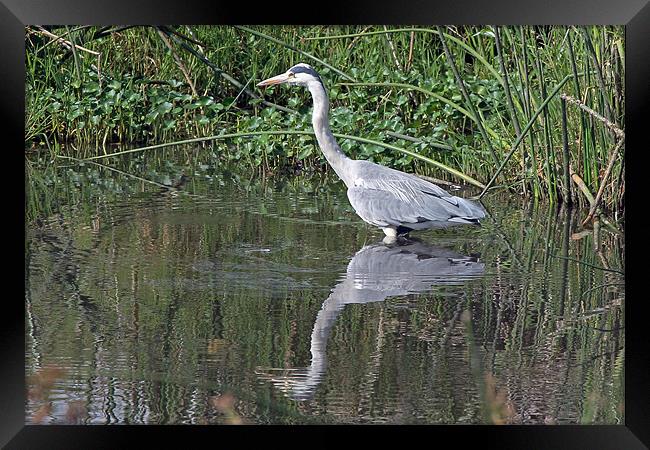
<box><xmin>57</xmin><ymin>130</ymin><xmax>485</xmax><ymax>188</ymax></box>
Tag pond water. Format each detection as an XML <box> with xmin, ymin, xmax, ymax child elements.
<box><xmin>25</xmin><ymin>150</ymin><xmax>624</xmax><ymax>425</ymax></box>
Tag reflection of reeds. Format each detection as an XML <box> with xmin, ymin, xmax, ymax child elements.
<box><xmin>483</xmin><ymin>372</ymin><xmax>516</xmax><ymax>425</ymax></box>
<box><xmin>28</xmin><ymin>366</ymin><xmax>66</xmax><ymax>404</ymax></box>
<box><xmin>28</xmin><ymin>366</ymin><xmax>88</xmax><ymax>424</ymax></box>
<box><xmin>461</xmin><ymin>310</ymin><xmax>516</xmax><ymax>425</ymax></box>
<box><xmin>210</xmin><ymin>393</ymin><xmax>244</xmax><ymax>425</ymax></box>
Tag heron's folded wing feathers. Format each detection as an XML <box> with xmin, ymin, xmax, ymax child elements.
<box><xmin>347</xmin><ymin>165</ymin><xmax>485</xmax><ymax>226</ymax></box>
<box><xmin>347</xmin><ymin>186</ymin><xmax>464</xmax><ymax>227</ymax></box>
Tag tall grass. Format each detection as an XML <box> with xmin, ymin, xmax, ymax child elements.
<box><xmin>25</xmin><ymin>25</ymin><xmax>624</xmax><ymax>220</ymax></box>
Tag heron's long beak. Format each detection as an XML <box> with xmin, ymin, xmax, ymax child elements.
<box><xmin>257</xmin><ymin>73</ymin><xmax>290</xmax><ymax>87</ymax></box>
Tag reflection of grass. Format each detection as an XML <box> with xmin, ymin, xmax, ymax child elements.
<box><xmin>461</xmin><ymin>310</ymin><xmax>516</xmax><ymax>425</ymax></box>
<box><xmin>28</xmin><ymin>366</ymin><xmax>65</xmax><ymax>424</ymax></box>
<box><xmin>210</xmin><ymin>393</ymin><xmax>244</xmax><ymax>425</ymax></box>
<box><xmin>483</xmin><ymin>372</ymin><xmax>516</xmax><ymax>425</ymax></box>
<box><xmin>27</xmin><ymin>366</ymin><xmax>87</xmax><ymax>424</ymax></box>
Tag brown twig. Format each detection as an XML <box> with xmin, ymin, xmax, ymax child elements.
<box><xmin>156</xmin><ymin>27</ymin><xmax>198</xmax><ymax>97</ymax></box>
<box><xmin>560</xmin><ymin>93</ymin><xmax>624</xmax><ymax>226</ymax></box>
<box><xmin>406</xmin><ymin>31</ymin><xmax>415</xmax><ymax>71</ymax></box>
<box><xmin>560</xmin><ymin>93</ymin><xmax>624</xmax><ymax>140</ymax></box>
<box><xmin>416</xmin><ymin>174</ymin><xmax>461</xmax><ymax>189</ymax></box>
<box><xmin>160</xmin><ymin>25</ymin><xmax>207</xmax><ymax>48</ymax></box>
<box><xmin>570</xmin><ymin>167</ymin><xmax>595</xmax><ymax>206</ymax></box>
<box><xmin>582</xmin><ymin>137</ymin><xmax>625</xmax><ymax>226</ymax></box>
<box><xmin>346</xmin><ymin>26</ymin><xmax>372</xmax><ymax>51</ymax></box>
<box><xmin>33</xmin><ymin>26</ymin><xmax>100</xmax><ymax>56</ymax></box>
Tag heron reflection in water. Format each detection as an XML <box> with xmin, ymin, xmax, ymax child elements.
<box><xmin>257</xmin><ymin>239</ymin><xmax>485</xmax><ymax>401</ymax></box>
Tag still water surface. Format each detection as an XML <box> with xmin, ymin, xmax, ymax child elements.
<box><xmin>25</xmin><ymin>154</ymin><xmax>624</xmax><ymax>424</ymax></box>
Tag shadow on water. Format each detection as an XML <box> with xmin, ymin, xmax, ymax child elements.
<box><xmin>256</xmin><ymin>239</ymin><xmax>485</xmax><ymax>401</ymax></box>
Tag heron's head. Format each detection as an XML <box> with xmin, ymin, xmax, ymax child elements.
<box><xmin>257</xmin><ymin>63</ymin><xmax>323</xmax><ymax>89</ymax></box>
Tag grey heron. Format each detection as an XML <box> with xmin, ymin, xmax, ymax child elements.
<box><xmin>257</xmin><ymin>63</ymin><xmax>486</xmax><ymax>241</ymax></box>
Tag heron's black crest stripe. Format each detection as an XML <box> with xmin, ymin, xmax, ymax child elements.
<box><xmin>290</xmin><ymin>65</ymin><xmax>324</xmax><ymax>85</ymax></box>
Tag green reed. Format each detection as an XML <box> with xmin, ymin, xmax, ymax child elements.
<box><xmin>25</xmin><ymin>25</ymin><xmax>624</xmax><ymax>220</ymax></box>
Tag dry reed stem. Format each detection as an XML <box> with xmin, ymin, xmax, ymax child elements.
<box><xmin>582</xmin><ymin>137</ymin><xmax>625</xmax><ymax>225</ymax></box>
<box><xmin>406</xmin><ymin>31</ymin><xmax>415</xmax><ymax>71</ymax></box>
<box><xmin>560</xmin><ymin>93</ymin><xmax>624</xmax><ymax>139</ymax></box>
<box><xmin>570</xmin><ymin>167</ymin><xmax>595</xmax><ymax>206</ymax></box>
<box><xmin>33</xmin><ymin>27</ymin><xmax>100</xmax><ymax>56</ymax></box>
<box><xmin>156</xmin><ymin>28</ymin><xmax>198</xmax><ymax>97</ymax></box>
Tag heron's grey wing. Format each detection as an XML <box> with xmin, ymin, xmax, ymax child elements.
<box><xmin>348</xmin><ymin>186</ymin><xmax>439</xmax><ymax>227</ymax></box>
<box><xmin>347</xmin><ymin>162</ymin><xmax>485</xmax><ymax>227</ymax></box>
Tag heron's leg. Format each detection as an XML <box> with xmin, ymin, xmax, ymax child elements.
<box><xmin>382</xmin><ymin>227</ymin><xmax>398</xmax><ymax>244</ymax></box>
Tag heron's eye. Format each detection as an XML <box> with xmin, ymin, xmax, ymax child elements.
<box><xmin>288</xmin><ymin>72</ymin><xmax>295</xmax><ymax>78</ymax></box>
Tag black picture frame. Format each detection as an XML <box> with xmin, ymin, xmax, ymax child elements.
<box><xmin>6</xmin><ymin>0</ymin><xmax>649</xmax><ymax>447</ymax></box>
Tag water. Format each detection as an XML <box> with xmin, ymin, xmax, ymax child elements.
<box><xmin>25</xmin><ymin>152</ymin><xmax>625</xmax><ymax>424</ymax></box>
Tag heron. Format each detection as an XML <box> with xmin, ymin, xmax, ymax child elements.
<box><xmin>257</xmin><ymin>63</ymin><xmax>486</xmax><ymax>242</ymax></box>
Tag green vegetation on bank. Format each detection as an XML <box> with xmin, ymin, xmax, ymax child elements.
<box><xmin>25</xmin><ymin>25</ymin><xmax>625</xmax><ymax>220</ymax></box>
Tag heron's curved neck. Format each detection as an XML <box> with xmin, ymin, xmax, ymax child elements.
<box><xmin>307</xmin><ymin>81</ymin><xmax>353</xmax><ymax>185</ymax></box>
